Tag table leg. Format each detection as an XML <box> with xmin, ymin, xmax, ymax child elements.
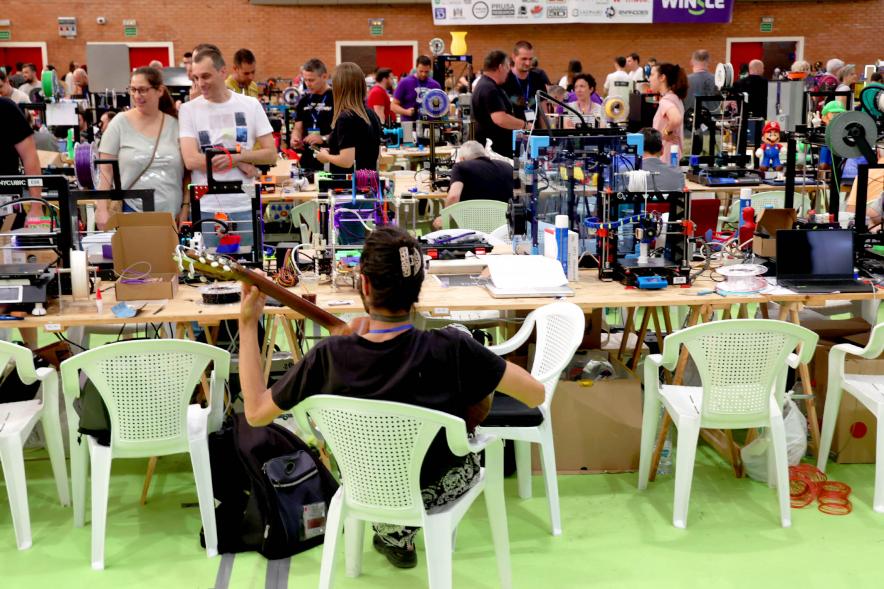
<box><xmin>629</xmin><ymin>310</ymin><xmax>652</xmax><ymax>372</ymax></box>
<box><xmin>280</xmin><ymin>318</ymin><xmax>303</xmax><ymax>361</ymax></box>
<box><xmin>662</xmin><ymin>307</ymin><xmax>673</xmax><ymax>335</ymax></box>
<box><xmin>140</xmin><ymin>456</ymin><xmax>158</xmax><ymax>506</ymax></box>
<box><xmin>618</xmin><ymin>307</ymin><xmax>635</xmax><ymax>362</ymax></box>
<box><xmin>760</xmin><ymin>303</ymin><xmax>770</xmax><ymax>319</ymax></box>
<box><xmin>263</xmin><ymin>316</ymin><xmax>280</xmax><ymax>385</ymax></box>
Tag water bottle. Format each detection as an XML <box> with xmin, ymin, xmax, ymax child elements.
<box><xmin>657</xmin><ymin>431</ymin><xmax>673</xmax><ymax>476</ymax></box>
<box><xmin>669</xmin><ymin>145</ymin><xmax>679</xmax><ymax>168</ymax></box>
<box><xmin>738</xmin><ymin>187</ymin><xmax>752</xmax><ymax>229</ymax></box>
<box><xmin>555</xmin><ymin>214</ymin><xmax>569</xmax><ymax>276</ymax></box>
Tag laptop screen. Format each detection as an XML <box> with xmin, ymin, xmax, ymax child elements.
<box><xmin>776</xmin><ymin>230</ymin><xmax>855</xmax><ymax>279</ymax></box>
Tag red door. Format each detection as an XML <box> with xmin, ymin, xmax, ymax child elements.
<box><xmin>730</xmin><ymin>42</ymin><xmax>763</xmax><ymax>78</ymax></box>
<box><xmin>376</xmin><ymin>46</ymin><xmax>414</xmax><ymax>80</ymax></box>
<box><xmin>128</xmin><ymin>47</ymin><xmax>169</xmax><ymax>69</ymax></box>
<box><xmin>0</xmin><ymin>46</ymin><xmax>44</xmax><ymax>74</ymax></box>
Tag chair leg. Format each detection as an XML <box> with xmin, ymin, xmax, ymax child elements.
<box><xmin>514</xmin><ymin>440</ymin><xmax>532</xmax><ymax>499</ymax></box>
<box><xmin>0</xmin><ymin>438</ymin><xmax>32</xmax><ymax>550</ymax></box>
<box><xmin>188</xmin><ymin>438</ymin><xmax>218</xmax><ymax>558</ymax></box>
<box><xmin>768</xmin><ymin>416</ymin><xmax>792</xmax><ymax>527</ymax></box>
<box><xmin>537</xmin><ymin>425</ymin><xmax>562</xmax><ymax>536</ymax></box>
<box><xmin>39</xmin><ymin>418</ymin><xmax>70</xmax><ymax>506</ymax></box>
<box><xmin>638</xmin><ymin>393</ymin><xmax>662</xmax><ymax>491</ymax></box>
<box><xmin>424</xmin><ymin>520</ymin><xmax>454</xmax><ymax>589</ymax></box>
<box><xmin>71</xmin><ymin>434</ymin><xmax>89</xmax><ymax>528</ymax></box>
<box><xmin>344</xmin><ymin>517</ymin><xmax>365</xmax><ymax>578</ymax></box>
<box><xmin>484</xmin><ymin>440</ymin><xmax>512</xmax><ymax>589</ymax></box>
<box><xmin>875</xmin><ymin>415</ymin><xmax>884</xmax><ymax>513</ymax></box>
<box><xmin>817</xmin><ymin>384</ymin><xmax>843</xmax><ymax>473</ymax></box>
<box><xmin>89</xmin><ymin>442</ymin><xmax>113</xmax><ymax>570</ymax></box>
<box><xmin>318</xmin><ymin>490</ymin><xmax>345</xmax><ymax>589</ymax></box>
<box><xmin>672</xmin><ymin>420</ymin><xmax>701</xmax><ymax>529</ymax></box>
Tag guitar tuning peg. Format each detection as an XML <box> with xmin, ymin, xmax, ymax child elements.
<box><xmin>188</xmin><ymin>262</ymin><xmax>195</xmax><ymax>280</ymax></box>
<box><xmin>222</xmin><ymin>265</ymin><xmax>231</xmax><ymax>273</ymax></box>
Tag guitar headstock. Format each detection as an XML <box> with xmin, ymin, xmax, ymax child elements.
<box><xmin>174</xmin><ymin>247</ymin><xmax>246</xmax><ymax>282</ymax></box>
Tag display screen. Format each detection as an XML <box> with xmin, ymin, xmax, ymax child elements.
<box><xmin>776</xmin><ymin>230</ymin><xmax>854</xmax><ymax>279</ymax></box>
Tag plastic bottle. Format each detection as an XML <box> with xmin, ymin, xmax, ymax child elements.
<box><xmin>669</xmin><ymin>144</ymin><xmax>679</xmax><ymax>168</ymax></box>
<box><xmin>555</xmin><ymin>214</ymin><xmax>569</xmax><ymax>276</ymax></box>
<box><xmin>657</xmin><ymin>431</ymin><xmax>672</xmax><ymax>476</ymax></box>
<box><xmin>737</xmin><ymin>187</ymin><xmax>752</xmax><ymax>229</ymax></box>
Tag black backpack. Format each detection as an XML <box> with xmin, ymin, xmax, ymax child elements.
<box><xmin>203</xmin><ymin>412</ymin><xmax>339</xmax><ymax>560</ymax></box>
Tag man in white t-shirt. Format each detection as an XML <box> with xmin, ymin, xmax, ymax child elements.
<box><xmin>0</xmin><ymin>69</ymin><xmax>29</xmax><ymax>104</ymax></box>
<box><xmin>178</xmin><ymin>45</ymin><xmax>276</xmax><ymax>248</ymax></box>
<box><xmin>626</xmin><ymin>53</ymin><xmax>646</xmax><ymax>93</ymax></box>
<box><xmin>603</xmin><ymin>56</ymin><xmax>631</xmax><ymax>101</ymax></box>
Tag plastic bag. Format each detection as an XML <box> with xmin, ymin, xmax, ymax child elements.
<box><xmin>741</xmin><ymin>399</ymin><xmax>808</xmax><ymax>483</ymax></box>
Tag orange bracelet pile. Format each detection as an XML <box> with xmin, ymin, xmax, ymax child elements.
<box><xmin>789</xmin><ymin>464</ymin><xmax>852</xmax><ymax>515</ymax></box>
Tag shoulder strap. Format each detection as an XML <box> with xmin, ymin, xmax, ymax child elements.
<box><xmin>126</xmin><ymin>113</ymin><xmax>166</xmax><ymax>190</ymax></box>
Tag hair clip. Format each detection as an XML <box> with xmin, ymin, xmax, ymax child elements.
<box><xmin>399</xmin><ymin>246</ymin><xmax>412</xmax><ymax>277</ymax></box>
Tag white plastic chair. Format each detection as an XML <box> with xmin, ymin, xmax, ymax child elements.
<box><xmin>295</xmin><ymin>395</ymin><xmax>511</xmax><ymax>589</ymax></box>
<box><xmin>637</xmin><ymin>319</ymin><xmax>817</xmax><ymax>529</ymax></box>
<box><xmin>60</xmin><ymin>339</ymin><xmax>229</xmax><ymax>569</ymax></box>
<box><xmin>0</xmin><ymin>341</ymin><xmax>70</xmax><ymax>550</ymax></box>
<box><xmin>477</xmin><ymin>301</ymin><xmax>585</xmax><ymax>536</ymax></box>
<box><xmin>817</xmin><ymin>322</ymin><xmax>884</xmax><ymax>511</ymax></box>
<box><xmin>440</xmin><ymin>200</ymin><xmax>508</xmax><ymax>234</ymax></box>
<box><xmin>717</xmin><ymin>190</ymin><xmax>786</xmax><ymax>229</ymax></box>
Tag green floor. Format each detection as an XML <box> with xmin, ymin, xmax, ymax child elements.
<box><xmin>2</xmin><ymin>446</ymin><xmax>881</xmax><ymax>589</ymax></box>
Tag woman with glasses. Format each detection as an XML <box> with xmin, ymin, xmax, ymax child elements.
<box><xmin>95</xmin><ymin>66</ymin><xmax>185</xmax><ymax>229</ymax></box>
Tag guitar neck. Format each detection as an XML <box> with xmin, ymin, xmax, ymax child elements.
<box><xmin>238</xmin><ymin>267</ymin><xmax>347</xmax><ymax>329</ymax></box>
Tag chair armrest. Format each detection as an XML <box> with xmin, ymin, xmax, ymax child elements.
<box><xmin>487</xmin><ymin>314</ymin><xmax>535</xmax><ymax>356</ymax></box>
<box><xmin>466</xmin><ymin>432</ymin><xmax>498</xmax><ymax>454</ymax></box>
<box><xmin>35</xmin><ymin>366</ymin><xmax>56</xmax><ymax>381</ymax></box>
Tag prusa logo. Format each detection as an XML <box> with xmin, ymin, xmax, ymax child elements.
<box><xmin>434</xmin><ymin>7</ymin><xmax>447</xmax><ymax>18</ymax></box>
<box><xmin>547</xmin><ymin>6</ymin><xmax>568</xmax><ymax>17</ymax></box>
<box><xmin>491</xmin><ymin>2</ymin><xmax>515</xmax><ymax>16</ymax></box>
<box><xmin>472</xmin><ymin>1</ymin><xmax>490</xmax><ymax>17</ymax></box>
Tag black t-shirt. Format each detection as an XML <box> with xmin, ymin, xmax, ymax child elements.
<box><xmin>295</xmin><ymin>89</ymin><xmax>334</xmax><ymax>170</ymax></box>
<box><xmin>270</xmin><ymin>327</ymin><xmax>506</xmax><ymax>485</ymax></box>
<box><xmin>450</xmin><ymin>157</ymin><xmax>514</xmax><ymax>203</ymax></box>
<box><xmin>1</xmin><ymin>98</ymin><xmax>32</xmax><ymax>176</ymax></box>
<box><xmin>502</xmin><ymin>70</ymin><xmax>548</xmax><ymax>121</ymax></box>
<box><xmin>732</xmin><ymin>74</ymin><xmax>768</xmax><ymax>119</ymax></box>
<box><xmin>327</xmin><ymin>109</ymin><xmax>382</xmax><ymax>176</ymax></box>
<box><xmin>472</xmin><ymin>76</ymin><xmax>515</xmax><ymax>159</ymax></box>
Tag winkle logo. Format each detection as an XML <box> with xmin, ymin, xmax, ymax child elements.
<box><xmin>660</xmin><ymin>0</ymin><xmax>727</xmax><ymax>15</ymax></box>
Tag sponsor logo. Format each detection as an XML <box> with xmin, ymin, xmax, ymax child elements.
<box><xmin>618</xmin><ymin>8</ymin><xmax>649</xmax><ymax>15</ymax></box>
<box><xmin>547</xmin><ymin>6</ymin><xmax>568</xmax><ymax>17</ymax></box>
<box><xmin>491</xmin><ymin>3</ymin><xmax>515</xmax><ymax>16</ymax></box>
<box><xmin>434</xmin><ymin>7</ymin><xmax>447</xmax><ymax>18</ymax></box>
<box><xmin>518</xmin><ymin>5</ymin><xmax>527</xmax><ymax>15</ymax></box>
<box><xmin>605</xmin><ymin>5</ymin><xmax>616</xmax><ymax>17</ymax></box>
<box><xmin>573</xmin><ymin>7</ymin><xmax>605</xmax><ymax>16</ymax></box>
<box><xmin>531</xmin><ymin>4</ymin><xmax>544</xmax><ymax>15</ymax></box>
<box><xmin>472</xmin><ymin>1</ymin><xmax>489</xmax><ymax>17</ymax></box>
<box><xmin>660</xmin><ymin>0</ymin><xmax>726</xmax><ymax>16</ymax></box>
<box><xmin>453</xmin><ymin>7</ymin><xmax>464</xmax><ymax>17</ymax></box>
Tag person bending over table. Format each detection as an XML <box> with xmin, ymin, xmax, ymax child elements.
<box><xmin>237</xmin><ymin>225</ymin><xmax>543</xmax><ymax>569</ymax></box>
<box><xmin>96</xmin><ymin>67</ymin><xmax>186</xmax><ymax>229</ymax></box>
<box><xmin>315</xmin><ymin>62</ymin><xmax>382</xmax><ymax>176</ymax></box>
<box><xmin>432</xmin><ymin>140</ymin><xmax>514</xmax><ymax>229</ymax></box>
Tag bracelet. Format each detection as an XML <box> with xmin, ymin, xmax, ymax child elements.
<box><xmin>217</xmin><ymin>146</ymin><xmax>235</xmax><ymax>170</ymax></box>
<box><xmin>181</xmin><ymin>202</ymin><xmax>191</xmax><ymax>207</ymax></box>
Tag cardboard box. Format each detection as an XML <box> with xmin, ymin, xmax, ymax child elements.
<box><xmin>811</xmin><ymin>337</ymin><xmax>884</xmax><ymax>464</ymax></box>
<box><xmin>110</xmin><ymin>212</ymin><xmax>179</xmax><ymax>301</ymax></box>
<box><xmin>800</xmin><ymin>317</ymin><xmax>871</xmax><ymax>341</ymax></box>
<box><xmin>753</xmin><ymin>208</ymin><xmax>797</xmax><ymax>258</ymax></box>
<box><xmin>37</xmin><ymin>149</ymin><xmax>64</xmax><ymax>169</ymax></box>
<box><xmin>547</xmin><ymin>368</ymin><xmax>643</xmax><ymax>473</ymax></box>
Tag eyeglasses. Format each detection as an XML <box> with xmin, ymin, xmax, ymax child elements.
<box><xmin>128</xmin><ymin>86</ymin><xmax>155</xmax><ymax>96</ymax></box>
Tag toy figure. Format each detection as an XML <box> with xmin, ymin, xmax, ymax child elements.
<box><xmin>821</xmin><ymin>100</ymin><xmax>846</xmax><ymax>125</ymax></box>
<box><xmin>755</xmin><ymin>120</ymin><xmax>786</xmax><ymax>172</ymax></box>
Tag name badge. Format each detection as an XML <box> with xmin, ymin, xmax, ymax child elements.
<box><xmin>525</xmin><ymin>111</ymin><xmax>536</xmax><ymax>123</ymax></box>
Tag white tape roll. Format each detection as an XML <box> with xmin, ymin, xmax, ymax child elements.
<box><xmin>70</xmin><ymin>249</ymin><xmax>90</xmax><ymax>300</ymax></box>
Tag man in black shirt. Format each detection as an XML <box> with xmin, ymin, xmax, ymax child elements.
<box><xmin>238</xmin><ymin>226</ymin><xmax>543</xmax><ymax>569</ymax></box>
<box><xmin>472</xmin><ymin>50</ymin><xmax>531</xmax><ymax>159</ymax></box>
<box><xmin>292</xmin><ymin>58</ymin><xmax>334</xmax><ymax>171</ymax></box>
<box><xmin>502</xmin><ymin>40</ymin><xmax>548</xmax><ymax>122</ymax></box>
<box><xmin>732</xmin><ymin>59</ymin><xmax>768</xmax><ymax>119</ymax></box>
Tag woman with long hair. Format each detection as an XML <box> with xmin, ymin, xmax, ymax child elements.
<box><xmin>316</xmin><ymin>62</ymin><xmax>382</xmax><ymax>175</ymax></box>
<box><xmin>95</xmin><ymin>66</ymin><xmax>185</xmax><ymax>228</ymax></box>
<box><xmin>649</xmin><ymin>62</ymin><xmax>688</xmax><ymax>161</ymax></box>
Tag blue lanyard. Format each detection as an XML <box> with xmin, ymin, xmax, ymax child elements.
<box><xmin>368</xmin><ymin>324</ymin><xmax>413</xmax><ymax>334</ymax></box>
<box><xmin>516</xmin><ymin>75</ymin><xmax>531</xmax><ymax>103</ymax></box>
<box><xmin>310</xmin><ymin>93</ymin><xmax>328</xmax><ymax>127</ymax></box>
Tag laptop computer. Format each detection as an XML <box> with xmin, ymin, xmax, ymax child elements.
<box><xmin>775</xmin><ymin>229</ymin><xmax>872</xmax><ymax>293</ymax></box>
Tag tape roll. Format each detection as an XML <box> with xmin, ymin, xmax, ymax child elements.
<box><xmin>421</xmin><ymin>89</ymin><xmax>450</xmax><ymax>118</ymax></box>
<box><xmin>199</xmin><ymin>283</ymin><xmax>241</xmax><ymax>305</ymax></box>
<box><xmin>715</xmin><ymin>263</ymin><xmax>767</xmax><ymax>295</ymax></box>
<box><xmin>603</xmin><ymin>96</ymin><xmax>628</xmax><ymax>122</ymax></box>
<box><xmin>714</xmin><ymin>63</ymin><xmax>733</xmax><ymax>91</ymax></box>
<box><xmin>282</xmin><ymin>86</ymin><xmax>301</xmax><ymax>107</ymax></box>
<box><xmin>74</xmin><ymin>142</ymin><xmax>99</xmax><ymax>189</ymax></box>
<box><xmin>860</xmin><ymin>83</ymin><xmax>884</xmax><ymax>118</ymax></box>
<box><xmin>41</xmin><ymin>70</ymin><xmax>59</xmax><ymax>100</ymax></box>
<box><xmin>69</xmin><ymin>249</ymin><xmax>90</xmax><ymax>300</ymax></box>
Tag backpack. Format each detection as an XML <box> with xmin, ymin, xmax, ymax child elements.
<box><xmin>203</xmin><ymin>412</ymin><xmax>339</xmax><ymax>560</ymax></box>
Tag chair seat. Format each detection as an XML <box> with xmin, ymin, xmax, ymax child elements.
<box><xmin>0</xmin><ymin>400</ymin><xmax>42</xmax><ymax>439</ymax></box>
<box><xmin>481</xmin><ymin>394</ymin><xmax>544</xmax><ymax>427</ymax></box>
<box><xmin>843</xmin><ymin>374</ymin><xmax>884</xmax><ymax>413</ymax></box>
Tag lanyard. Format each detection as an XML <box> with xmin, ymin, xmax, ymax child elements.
<box><xmin>516</xmin><ymin>75</ymin><xmax>531</xmax><ymax>104</ymax></box>
<box><xmin>310</xmin><ymin>92</ymin><xmax>328</xmax><ymax>127</ymax></box>
<box><xmin>367</xmin><ymin>324</ymin><xmax>413</xmax><ymax>334</ymax></box>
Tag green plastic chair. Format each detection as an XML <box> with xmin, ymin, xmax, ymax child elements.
<box><xmin>637</xmin><ymin>319</ymin><xmax>818</xmax><ymax>529</ymax></box>
<box><xmin>440</xmin><ymin>200</ymin><xmax>508</xmax><ymax>234</ymax></box>
<box><xmin>718</xmin><ymin>191</ymin><xmax>786</xmax><ymax>229</ymax></box>
<box><xmin>817</xmin><ymin>322</ymin><xmax>884</xmax><ymax>512</ymax></box>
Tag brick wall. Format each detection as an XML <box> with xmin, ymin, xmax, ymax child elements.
<box><xmin>6</xmin><ymin>0</ymin><xmax>882</xmax><ymax>82</ymax></box>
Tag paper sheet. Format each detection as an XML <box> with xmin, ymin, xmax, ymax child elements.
<box><xmin>480</xmin><ymin>254</ymin><xmax>568</xmax><ymax>289</ymax></box>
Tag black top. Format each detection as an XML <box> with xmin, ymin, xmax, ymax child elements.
<box><xmin>450</xmin><ymin>157</ymin><xmax>514</xmax><ymax>203</ymax></box>
<box><xmin>502</xmin><ymin>70</ymin><xmax>548</xmax><ymax>121</ymax></box>
<box><xmin>327</xmin><ymin>109</ymin><xmax>382</xmax><ymax>176</ymax></box>
<box><xmin>472</xmin><ymin>76</ymin><xmax>515</xmax><ymax>159</ymax></box>
<box><xmin>0</xmin><ymin>98</ymin><xmax>32</xmax><ymax>177</ymax></box>
<box><xmin>270</xmin><ymin>328</ymin><xmax>506</xmax><ymax>486</ymax></box>
<box><xmin>732</xmin><ymin>74</ymin><xmax>768</xmax><ymax>119</ymax></box>
<box><xmin>295</xmin><ymin>89</ymin><xmax>334</xmax><ymax>170</ymax></box>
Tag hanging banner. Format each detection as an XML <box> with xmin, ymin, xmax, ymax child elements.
<box><xmin>431</xmin><ymin>0</ymin><xmax>733</xmax><ymax>25</ymax></box>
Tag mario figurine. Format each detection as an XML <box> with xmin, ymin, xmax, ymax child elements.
<box><xmin>755</xmin><ymin>120</ymin><xmax>786</xmax><ymax>172</ymax></box>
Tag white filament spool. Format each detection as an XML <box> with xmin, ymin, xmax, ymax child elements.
<box><xmin>69</xmin><ymin>249</ymin><xmax>90</xmax><ymax>300</ymax></box>
<box><xmin>716</xmin><ymin>263</ymin><xmax>767</xmax><ymax>295</ymax></box>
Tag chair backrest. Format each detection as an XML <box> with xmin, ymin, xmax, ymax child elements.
<box><xmin>441</xmin><ymin>200</ymin><xmax>508</xmax><ymax>233</ymax></box>
<box><xmin>751</xmin><ymin>191</ymin><xmax>786</xmax><ymax>212</ymax></box>
<box><xmin>663</xmin><ymin>320</ymin><xmax>817</xmax><ymax>426</ymax></box>
<box><xmin>528</xmin><ymin>302</ymin><xmax>586</xmax><ymax>406</ymax></box>
<box><xmin>59</xmin><ymin>340</ymin><xmax>230</xmax><ymax>456</ymax></box>
<box><xmin>0</xmin><ymin>340</ymin><xmax>40</xmax><ymax>386</ymax></box>
<box><xmin>290</xmin><ymin>200</ymin><xmax>318</xmax><ymax>240</ymax></box>
<box><xmin>296</xmin><ymin>395</ymin><xmax>472</xmax><ymax>519</ymax></box>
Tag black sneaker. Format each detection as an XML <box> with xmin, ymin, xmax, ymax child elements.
<box><xmin>372</xmin><ymin>534</ymin><xmax>417</xmax><ymax>569</ymax></box>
